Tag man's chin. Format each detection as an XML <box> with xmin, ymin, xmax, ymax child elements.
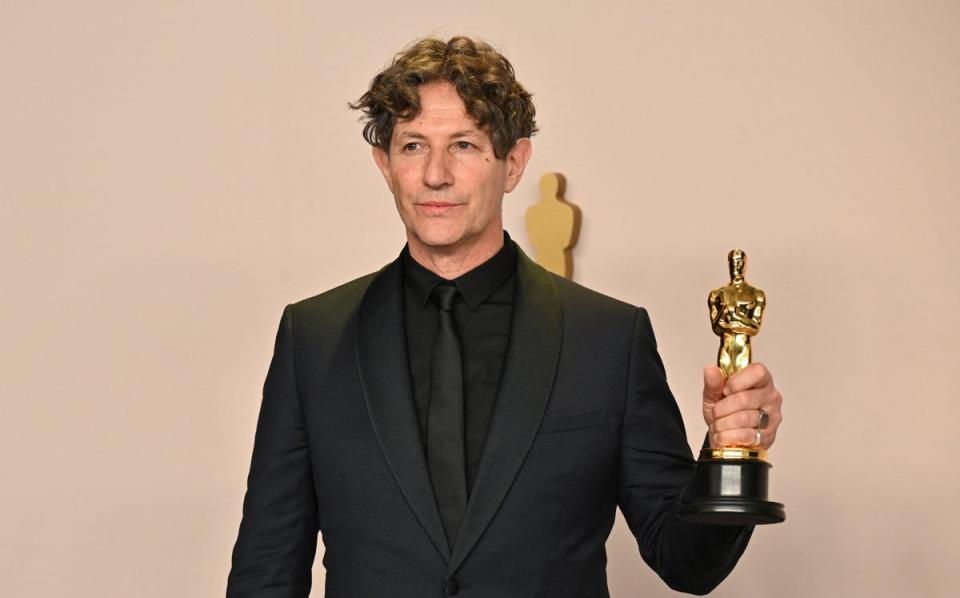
<box><xmin>406</xmin><ymin>221</ymin><xmax>504</xmax><ymax>257</ymax></box>
<box><xmin>408</xmin><ymin>228</ymin><xmax>471</xmax><ymax>252</ymax></box>
<box><xmin>417</xmin><ymin>236</ymin><xmax>464</xmax><ymax>251</ymax></box>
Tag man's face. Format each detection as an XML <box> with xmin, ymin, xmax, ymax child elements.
<box><xmin>372</xmin><ymin>82</ymin><xmax>531</xmax><ymax>257</ymax></box>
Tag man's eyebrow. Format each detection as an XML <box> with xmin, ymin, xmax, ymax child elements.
<box><xmin>396</xmin><ymin>130</ymin><xmax>482</xmax><ymax>140</ymax></box>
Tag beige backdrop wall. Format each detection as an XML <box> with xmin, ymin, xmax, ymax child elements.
<box><xmin>2</xmin><ymin>1</ymin><xmax>958</xmax><ymax>596</ymax></box>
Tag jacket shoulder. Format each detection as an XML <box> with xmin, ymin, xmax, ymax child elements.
<box><xmin>548</xmin><ymin>271</ymin><xmax>642</xmax><ymax>322</ymax></box>
<box><xmin>285</xmin><ymin>270</ymin><xmax>379</xmax><ymax>336</ymax></box>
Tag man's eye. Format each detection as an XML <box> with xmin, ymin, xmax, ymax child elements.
<box><xmin>454</xmin><ymin>141</ymin><xmax>475</xmax><ymax>151</ymax></box>
<box><xmin>402</xmin><ymin>142</ymin><xmax>422</xmax><ymax>152</ymax></box>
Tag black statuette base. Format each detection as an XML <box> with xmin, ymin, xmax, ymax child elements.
<box><xmin>679</xmin><ymin>458</ymin><xmax>785</xmax><ymax>525</ymax></box>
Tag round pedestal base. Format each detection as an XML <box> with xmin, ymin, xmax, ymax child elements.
<box><xmin>679</xmin><ymin>455</ymin><xmax>786</xmax><ymax>525</ymax></box>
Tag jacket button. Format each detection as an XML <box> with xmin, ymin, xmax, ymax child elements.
<box><xmin>445</xmin><ymin>578</ymin><xmax>460</xmax><ymax>595</ymax></box>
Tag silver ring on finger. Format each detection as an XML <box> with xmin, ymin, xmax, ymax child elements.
<box><xmin>757</xmin><ymin>408</ymin><xmax>770</xmax><ymax>430</ymax></box>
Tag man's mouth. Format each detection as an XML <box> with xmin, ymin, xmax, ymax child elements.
<box><xmin>415</xmin><ymin>201</ymin><xmax>464</xmax><ymax>214</ymax></box>
<box><xmin>418</xmin><ymin>201</ymin><xmax>461</xmax><ymax>207</ymax></box>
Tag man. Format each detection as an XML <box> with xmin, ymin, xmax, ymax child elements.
<box><xmin>227</xmin><ymin>36</ymin><xmax>783</xmax><ymax>597</ymax></box>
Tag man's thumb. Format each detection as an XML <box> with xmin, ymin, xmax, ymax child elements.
<box><xmin>702</xmin><ymin>365</ymin><xmax>725</xmax><ymax>404</ymax></box>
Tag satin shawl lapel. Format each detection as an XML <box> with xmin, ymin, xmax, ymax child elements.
<box><xmin>356</xmin><ymin>257</ymin><xmax>451</xmax><ymax>560</ymax></box>
<box><xmin>445</xmin><ymin>247</ymin><xmax>563</xmax><ymax>576</ymax></box>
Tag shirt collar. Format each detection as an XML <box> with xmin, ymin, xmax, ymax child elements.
<box><xmin>402</xmin><ymin>230</ymin><xmax>517</xmax><ymax>311</ymax></box>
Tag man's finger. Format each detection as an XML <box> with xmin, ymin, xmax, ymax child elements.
<box><xmin>723</xmin><ymin>363</ymin><xmax>772</xmax><ymax>395</ymax></box>
<box><xmin>712</xmin><ymin>388</ymin><xmax>781</xmax><ymax>420</ymax></box>
<box><xmin>711</xmin><ymin>408</ymin><xmax>768</xmax><ymax>433</ymax></box>
<box><xmin>712</xmin><ymin>427</ymin><xmax>776</xmax><ymax>449</ymax></box>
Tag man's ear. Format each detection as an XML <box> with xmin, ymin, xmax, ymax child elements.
<box><xmin>372</xmin><ymin>145</ymin><xmax>394</xmax><ymax>194</ymax></box>
<box><xmin>503</xmin><ymin>138</ymin><xmax>533</xmax><ymax>193</ymax></box>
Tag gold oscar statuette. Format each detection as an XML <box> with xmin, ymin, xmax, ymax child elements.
<box><xmin>679</xmin><ymin>249</ymin><xmax>786</xmax><ymax>525</ymax></box>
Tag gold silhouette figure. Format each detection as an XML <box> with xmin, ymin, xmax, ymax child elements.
<box><xmin>525</xmin><ymin>173</ymin><xmax>581</xmax><ymax>278</ymax></box>
<box><xmin>709</xmin><ymin>249</ymin><xmax>766</xmax><ymax>379</ymax></box>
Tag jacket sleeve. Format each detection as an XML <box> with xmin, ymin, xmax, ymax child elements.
<box><xmin>617</xmin><ymin>307</ymin><xmax>753</xmax><ymax>595</ymax></box>
<box><xmin>227</xmin><ymin>305</ymin><xmax>319</xmax><ymax>598</ymax></box>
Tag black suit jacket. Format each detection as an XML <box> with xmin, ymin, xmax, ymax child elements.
<box><xmin>228</xmin><ymin>244</ymin><xmax>752</xmax><ymax>597</ymax></box>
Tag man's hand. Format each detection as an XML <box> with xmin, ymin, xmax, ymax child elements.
<box><xmin>702</xmin><ymin>363</ymin><xmax>782</xmax><ymax>450</ymax></box>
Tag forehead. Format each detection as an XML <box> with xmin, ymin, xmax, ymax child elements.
<box><xmin>394</xmin><ymin>82</ymin><xmax>483</xmax><ymax>136</ymax></box>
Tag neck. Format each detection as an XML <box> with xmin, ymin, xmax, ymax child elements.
<box><xmin>407</xmin><ymin>228</ymin><xmax>505</xmax><ymax>280</ymax></box>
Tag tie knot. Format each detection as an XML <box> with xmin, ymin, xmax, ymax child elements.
<box><xmin>430</xmin><ymin>284</ymin><xmax>459</xmax><ymax>312</ymax></box>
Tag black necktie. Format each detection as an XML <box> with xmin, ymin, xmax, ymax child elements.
<box><xmin>427</xmin><ymin>283</ymin><xmax>467</xmax><ymax>547</ymax></box>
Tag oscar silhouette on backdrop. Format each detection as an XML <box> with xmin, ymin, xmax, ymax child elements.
<box><xmin>525</xmin><ymin>172</ymin><xmax>580</xmax><ymax>279</ymax></box>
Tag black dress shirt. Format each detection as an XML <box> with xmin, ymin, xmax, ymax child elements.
<box><xmin>402</xmin><ymin>231</ymin><xmax>517</xmax><ymax>495</ymax></box>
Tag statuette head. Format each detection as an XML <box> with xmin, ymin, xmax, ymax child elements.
<box><xmin>728</xmin><ymin>249</ymin><xmax>747</xmax><ymax>281</ymax></box>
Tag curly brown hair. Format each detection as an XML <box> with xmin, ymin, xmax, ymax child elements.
<box><xmin>350</xmin><ymin>36</ymin><xmax>538</xmax><ymax>160</ymax></box>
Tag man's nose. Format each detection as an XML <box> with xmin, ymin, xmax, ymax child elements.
<box><xmin>423</xmin><ymin>150</ymin><xmax>454</xmax><ymax>188</ymax></box>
